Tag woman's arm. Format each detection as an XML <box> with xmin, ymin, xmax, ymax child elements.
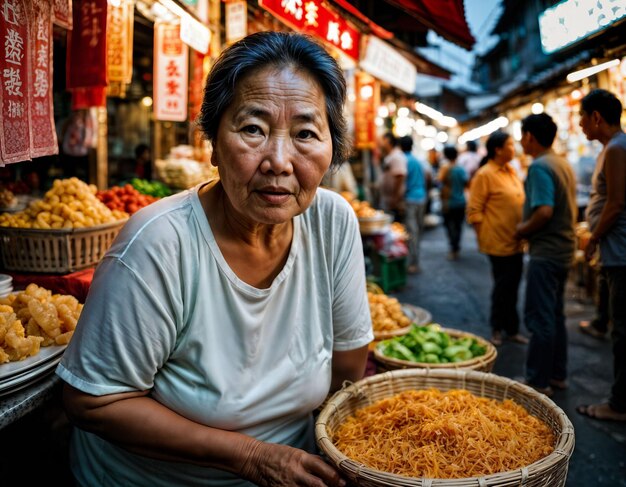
<box><xmin>63</xmin><ymin>385</ymin><xmax>346</xmax><ymax>486</ymax></box>
<box><xmin>330</xmin><ymin>345</ymin><xmax>369</xmax><ymax>392</ymax></box>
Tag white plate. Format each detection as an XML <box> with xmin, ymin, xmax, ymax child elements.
<box><xmin>0</xmin><ymin>286</ymin><xmax>13</xmax><ymax>297</ymax></box>
<box><xmin>0</xmin><ymin>344</ymin><xmax>66</xmax><ymax>381</ymax></box>
<box><xmin>0</xmin><ymin>274</ymin><xmax>12</xmax><ymax>286</ymax></box>
<box><xmin>0</xmin><ymin>356</ymin><xmax>61</xmax><ymax>393</ymax></box>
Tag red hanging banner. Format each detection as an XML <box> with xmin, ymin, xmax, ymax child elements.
<box><xmin>154</xmin><ymin>23</ymin><xmax>189</xmax><ymax>122</ymax></box>
<box><xmin>29</xmin><ymin>0</ymin><xmax>58</xmax><ymax>158</ymax></box>
<box><xmin>52</xmin><ymin>0</ymin><xmax>72</xmax><ymax>30</ymax></box>
<box><xmin>67</xmin><ymin>0</ymin><xmax>108</xmax><ymax>89</ymax></box>
<box><xmin>0</xmin><ymin>0</ymin><xmax>32</xmax><ymax>165</ymax></box>
<box><xmin>258</xmin><ymin>0</ymin><xmax>360</xmax><ymax>60</ymax></box>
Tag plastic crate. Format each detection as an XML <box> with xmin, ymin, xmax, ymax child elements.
<box><xmin>372</xmin><ymin>253</ymin><xmax>406</xmax><ymax>293</ymax></box>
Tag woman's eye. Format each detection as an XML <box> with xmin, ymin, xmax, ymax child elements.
<box><xmin>242</xmin><ymin>125</ymin><xmax>262</xmax><ymax>135</ymax></box>
<box><xmin>297</xmin><ymin>129</ymin><xmax>317</xmax><ymax>140</ymax></box>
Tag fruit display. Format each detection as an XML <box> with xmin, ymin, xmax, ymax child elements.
<box><xmin>0</xmin><ymin>178</ymin><xmax>127</xmax><ymax>229</ymax></box>
<box><xmin>0</xmin><ymin>283</ymin><xmax>82</xmax><ymax>363</ymax></box>
<box><xmin>368</xmin><ymin>291</ymin><xmax>412</xmax><ymax>334</ymax></box>
<box><xmin>97</xmin><ymin>184</ymin><xmax>159</xmax><ymax>214</ymax></box>
<box><xmin>0</xmin><ymin>188</ymin><xmax>18</xmax><ymax>210</ymax></box>
<box><xmin>377</xmin><ymin>323</ymin><xmax>487</xmax><ymax>364</ymax></box>
<box><xmin>130</xmin><ymin>178</ymin><xmax>171</xmax><ymax>198</ymax></box>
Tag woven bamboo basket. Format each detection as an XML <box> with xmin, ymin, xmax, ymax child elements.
<box><xmin>0</xmin><ymin>219</ymin><xmax>127</xmax><ymax>274</ymax></box>
<box><xmin>358</xmin><ymin>213</ymin><xmax>392</xmax><ymax>235</ymax></box>
<box><xmin>374</xmin><ymin>327</ymin><xmax>497</xmax><ymax>373</ymax></box>
<box><xmin>316</xmin><ymin>369</ymin><xmax>575</xmax><ymax>487</ymax></box>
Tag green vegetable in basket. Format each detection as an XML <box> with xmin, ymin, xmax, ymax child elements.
<box><xmin>379</xmin><ymin>323</ymin><xmax>488</xmax><ymax>364</ymax></box>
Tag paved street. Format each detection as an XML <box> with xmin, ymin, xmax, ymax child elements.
<box><xmin>391</xmin><ymin>222</ymin><xmax>626</xmax><ymax>486</ymax></box>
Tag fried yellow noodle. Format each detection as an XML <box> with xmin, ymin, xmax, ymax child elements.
<box><xmin>333</xmin><ymin>389</ymin><xmax>555</xmax><ymax>479</ymax></box>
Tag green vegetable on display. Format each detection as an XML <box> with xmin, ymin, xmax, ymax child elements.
<box><xmin>130</xmin><ymin>178</ymin><xmax>172</xmax><ymax>198</ymax></box>
<box><xmin>378</xmin><ymin>324</ymin><xmax>487</xmax><ymax>364</ymax></box>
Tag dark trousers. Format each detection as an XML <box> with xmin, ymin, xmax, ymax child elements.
<box><xmin>488</xmin><ymin>253</ymin><xmax>524</xmax><ymax>336</ymax></box>
<box><xmin>524</xmin><ymin>257</ymin><xmax>569</xmax><ymax>388</ymax></box>
<box><xmin>592</xmin><ymin>267</ymin><xmax>610</xmax><ymax>333</ymax></box>
<box><xmin>443</xmin><ymin>206</ymin><xmax>465</xmax><ymax>252</ymax></box>
<box><xmin>605</xmin><ymin>266</ymin><xmax>626</xmax><ymax>412</ymax></box>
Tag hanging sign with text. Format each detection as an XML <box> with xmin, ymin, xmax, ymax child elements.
<box><xmin>154</xmin><ymin>22</ymin><xmax>189</xmax><ymax>122</ymax></box>
<box><xmin>107</xmin><ymin>0</ymin><xmax>134</xmax><ymax>84</ymax></box>
<box><xmin>29</xmin><ymin>0</ymin><xmax>58</xmax><ymax>158</ymax></box>
<box><xmin>259</xmin><ymin>0</ymin><xmax>360</xmax><ymax>60</ymax></box>
<box><xmin>0</xmin><ymin>0</ymin><xmax>31</xmax><ymax>164</ymax></box>
<box><xmin>52</xmin><ymin>0</ymin><xmax>72</xmax><ymax>30</ymax></box>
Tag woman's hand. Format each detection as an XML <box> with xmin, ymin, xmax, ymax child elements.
<box><xmin>240</xmin><ymin>441</ymin><xmax>346</xmax><ymax>487</ymax></box>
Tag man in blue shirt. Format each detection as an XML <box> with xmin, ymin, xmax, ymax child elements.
<box><xmin>400</xmin><ymin>136</ymin><xmax>427</xmax><ymax>273</ymax></box>
<box><xmin>516</xmin><ymin>113</ymin><xmax>577</xmax><ymax>397</ymax></box>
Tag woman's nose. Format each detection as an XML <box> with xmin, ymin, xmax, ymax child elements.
<box><xmin>261</xmin><ymin>136</ymin><xmax>294</xmax><ymax>175</ymax></box>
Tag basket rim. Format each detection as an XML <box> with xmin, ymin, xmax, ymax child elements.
<box><xmin>315</xmin><ymin>368</ymin><xmax>575</xmax><ymax>485</ymax></box>
<box><xmin>0</xmin><ymin>218</ymin><xmax>128</xmax><ymax>235</ymax></box>
<box><xmin>373</xmin><ymin>326</ymin><xmax>497</xmax><ymax>369</ymax></box>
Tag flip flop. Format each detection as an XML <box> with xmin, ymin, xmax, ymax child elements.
<box><xmin>576</xmin><ymin>403</ymin><xmax>626</xmax><ymax>422</ymax></box>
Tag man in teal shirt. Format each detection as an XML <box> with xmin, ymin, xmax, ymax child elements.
<box><xmin>516</xmin><ymin>113</ymin><xmax>577</xmax><ymax>396</ymax></box>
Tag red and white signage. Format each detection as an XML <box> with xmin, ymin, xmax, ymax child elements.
<box><xmin>107</xmin><ymin>0</ymin><xmax>134</xmax><ymax>83</ymax></box>
<box><xmin>225</xmin><ymin>0</ymin><xmax>247</xmax><ymax>44</ymax></box>
<box><xmin>259</xmin><ymin>0</ymin><xmax>360</xmax><ymax>60</ymax></box>
<box><xmin>0</xmin><ymin>0</ymin><xmax>31</xmax><ymax>165</ymax></box>
<box><xmin>52</xmin><ymin>0</ymin><xmax>72</xmax><ymax>30</ymax></box>
<box><xmin>29</xmin><ymin>0</ymin><xmax>58</xmax><ymax>158</ymax></box>
<box><xmin>154</xmin><ymin>22</ymin><xmax>189</xmax><ymax>122</ymax></box>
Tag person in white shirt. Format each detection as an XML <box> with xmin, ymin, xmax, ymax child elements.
<box><xmin>379</xmin><ymin>132</ymin><xmax>408</xmax><ymax>221</ymax></box>
<box><xmin>456</xmin><ymin>140</ymin><xmax>482</xmax><ymax>181</ymax></box>
<box><xmin>57</xmin><ymin>32</ymin><xmax>372</xmax><ymax>487</ymax></box>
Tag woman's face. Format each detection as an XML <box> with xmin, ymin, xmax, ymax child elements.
<box><xmin>212</xmin><ymin>66</ymin><xmax>333</xmax><ymax>225</ymax></box>
<box><xmin>495</xmin><ymin>136</ymin><xmax>515</xmax><ymax>163</ymax></box>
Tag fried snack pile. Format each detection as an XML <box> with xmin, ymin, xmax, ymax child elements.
<box><xmin>350</xmin><ymin>200</ymin><xmax>384</xmax><ymax>218</ymax></box>
<box><xmin>368</xmin><ymin>291</ymin><xmax>412</xmax><ymax>333</ymax></box>
<box><xmin>0</xmin><ymin>177</ymin><xmax>128</xmax><ymax>229</ymax></box>
<box><xmin>0</xmin><ymin>284</ymin><xmax>82</xmax><ymax>363</ymax></box>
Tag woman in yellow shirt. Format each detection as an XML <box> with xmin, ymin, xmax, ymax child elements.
<box><xmin>467</xmin><ymin>131</ymin><xmax>527</xmax><ymax>346</ymax></box>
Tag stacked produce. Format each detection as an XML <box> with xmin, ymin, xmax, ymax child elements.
<box><xmin>97</xmin><ymin>184</ymin><xmax>158</xmax><ymax>214</ymax></box>
<box><xmin>377</xmin><ymin>323</ymin><xmax>487</xmax><ymax>364</ymax></box>
<box><xmin>130</xmin><ymin>178</ymin><xmax>171</xmax><ymax>198</ymax></box>
<box><xmin>0</xmin><ymin>187</ymin><xmax>18</xmax><ymax>210</ymax></box>
<box><xmin>0</xmin><ymin>284</ymin><xmax>82</xmax><ymax>363</ymax></box>
<box><xmin>0</xmin><ymin>178</ymin><xmax>127</xmax><ymax>229</ymax></box>
<box><xmin>368</xmin><ymin>291</ymin><xmax>412</xmax><ymax>334</ymax></box>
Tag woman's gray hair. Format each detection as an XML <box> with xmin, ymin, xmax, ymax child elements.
<box><xmin>198</xmin><ymin>31</ymin><xmax>349</xmax><ymax>169</ymax></box>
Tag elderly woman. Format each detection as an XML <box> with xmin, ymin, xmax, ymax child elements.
<box><xmin>466</xmin><ymin>131</ymin><xmax>526</xmax><ymax>346</ymax></box>
<box><xmin>57</xmin><ymin>32</ymin><xmax>372</xmax><ymax>486</ymax></box>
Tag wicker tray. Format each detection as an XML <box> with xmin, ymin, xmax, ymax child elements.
<box><xmin>359</xmin><ymin>213</ymin><xmax>392</xmax><ymax>235</ymax></box>
<box><xmin>374</xmin><ymin>327</ymin><xmax>497</xmax><ymax>373</ymax></box>
<box><xmin>316</xmin><ymin>369</ymin><xmax>575</xmax><ymax>487</ymax></box>
<box><xmin>0</xmin><ymin>220</ymin><xmax>127</xmax><ymax>274</ymax></box>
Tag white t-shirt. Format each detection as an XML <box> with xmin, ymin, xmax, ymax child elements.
<box><xmin>56</xmin><ymin>185</ymin><xmax>373</xmax><ymax>486</ymax></box>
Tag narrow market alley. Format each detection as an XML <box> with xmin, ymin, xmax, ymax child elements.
<box><xmin>391</xmin><ymin>223</ymin><xmax>626</xmax><ymax>486</ymax></box>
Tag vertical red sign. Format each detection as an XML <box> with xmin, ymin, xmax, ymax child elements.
<box><xmin>67</xmin><ymin>0</ymin><xmax>108</xmax><ymax>89</ymax></box>
<box><xmin>29</xmin><ymin>0</ymin><xmax>58</xmax><ymax>158</ymax></box>
<box><xmin>0</xmin><ymin>0</ymin><xmax>31</xmax><ymax>164</ymax></box>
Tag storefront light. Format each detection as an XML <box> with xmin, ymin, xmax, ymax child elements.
<box><xmin>377</xmin><ymin>106</ymin><xmax>389</xmax><ymax>118</ymax></box>
<box><xmin>436</xmin><ymin>131</ymin><xmax>448</xmax><ymax>143</ymax></box>
<box><xmin>458</xmin><ymin>116</ymin><xmax>509</xmax><ymax>144</ymax></box>
<box><xmin>375</xmin><ymin>117</ymin><xmax>384</xmax><ymax>127</ymax></box>
<box><xmin>108</xmin><ymin>0</ymin><xmax>122</xmax><ymax>7</ymax></box>
<box><xmin>420</xmin><ymin>138</ymin><xmax>435</xmax><ymax>151</ymax></box>
<box><xmin>141</xmin><ymin>96</ymin><xmax>153</xmax><ymax>107</ymax></box>
<box><xmin>397</xmin><ymin>107</ymin><xmax>409</xmax><ymax>118</ymax></box>
<box><xmin>388</xmin><ymin>102</ymin><xmax>397</xmax><ymax>113</ymax></box>
<box><xmin>512</xmin><ymin>120</ymin><xmax>522</xmax><ymax>141</ymax></box>
<box><xmin>571</xmin><ymin>89</ymin><xmax>583</xmax><ymax>101</ymax></box>
<box><xmin>531</xmin><ymin>103</ymin><xmax>544</xmax><ymax>114</ymax></box>
<box><xmin>566</xmin><ymin>59</ymin><xmax>620</xmax><ymax>83</ymax></box>
<box><xmin>347</xmin><ymin>93</ymin><xmax>356</xmax><ymax>102</ymax></box>
<box><xmin>424</xmin><ymin>125</ymin><xmax>437</xmax><ymax>138</ymax></box>
<box><xmin>360</xmin><ymin>85</ymin><xmax>374</xmax><ymax>99</ymax></box>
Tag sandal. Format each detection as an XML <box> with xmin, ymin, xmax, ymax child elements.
<box><xmin>576</xmin><ymin>403</ymin><xmax>626</xmax><ymax>422</ymax></box>
<box><xmin>490</xmin><ymin>331</ymin><xmax>502</xmax><ymax>346</ymax></box>
<box><xmin>579</xmin><ymin>321</ymin><xmax>607</xmax><ymax>339</ymax></box>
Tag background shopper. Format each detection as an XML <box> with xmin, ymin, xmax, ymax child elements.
<box><xmin>438</xmin><ymin>145</ymin><xmax>468</xmax><ymax>260</ymax></box>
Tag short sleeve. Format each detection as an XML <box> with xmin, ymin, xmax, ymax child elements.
<box><xmin>56</xmin><ymin>257</ymin><xmax>178</xmax><ymax>396</ymax></box>
<box><xmin>526</xmin><ymin>165</ymin><xmax>555</xmax><ymax>209</ymax></box>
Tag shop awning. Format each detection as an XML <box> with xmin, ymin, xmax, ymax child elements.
<box><xmin>384</xmin><ymin>0</ymin><xmax>476</xmax><ymax>50</ymax></box>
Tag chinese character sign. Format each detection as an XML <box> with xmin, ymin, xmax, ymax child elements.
<box><xmin>29</xmin><ymin>0</ymin><xmax>58</xmax><ymax>158</ymax></box>
<box><xmin>225</xmin><ymin>0</ymin><xmax>247</xmax><ymax>45</ymax></box>
<box><xmin>0</xmin><ymin>0</ymin><xmax>31</xmax><ymax>164</ymax></box>
<box><xmin>107</xmin><ymin>0</ymin><xmax>133</xmax><ymax>84</ymax></box>
<box><xmin>154</xmin><ymin>23</ymin><xmax>189</xmax><ymax>122</ymax></box>
<box><xmin>354</xmin><ymin>72</ymin><xmax>378</xmax><ymax>150</ymax></box>
<box><xmin>67</xmin><ymin>0</ymin><xmax>108</xmax><ymax>89</ymax></box>
<box><xmin>259</xmin><ymin>0</ymin><xmax>359</xmax><ymax>60</ymax></box>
